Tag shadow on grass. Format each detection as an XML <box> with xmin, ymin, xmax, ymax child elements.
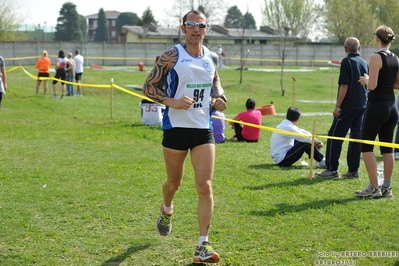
<box><xmin>244</xmin><ymin>176</ymin><xmax>326</xmax><ymax>190</ymax></box>
<box><xmin>249</xmin><ymin>163</ymin><xmax>316</xmax><ymax>171</ymax></box>
<box><xmin>101</xmin><ymin>244</ymin><xmax>151</xmax><ymax>266</ymax></box>
<box><xmin>250</xmin><ymin>197</ymin><xmax>359</xmax><ymax>217</ymax></box>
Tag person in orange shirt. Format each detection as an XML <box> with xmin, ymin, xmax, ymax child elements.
<box><xmin>35</xmin><ymin>50</ymin><xmax>51</xmax><ymax>96</ymax></box>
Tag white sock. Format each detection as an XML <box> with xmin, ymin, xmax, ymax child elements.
<box><xmin>162</xmin><ymin>203</ymin><xmax>173</xmax><ymax>214</ymax></box>
<box><xmin>198</xmin><ymin>236</ymin><xmax>208</xmax><ymax>247</ymax></box>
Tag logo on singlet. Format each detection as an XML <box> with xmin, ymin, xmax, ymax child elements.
<box><xmin>202</xmin><ymin>58</ymin><xmax>213</xmax><ymax>72</ymax></box>
<box><xmin>181</xmin><ymin>58</ymin><xmax>192</xmax><ymax>63</ymax></box>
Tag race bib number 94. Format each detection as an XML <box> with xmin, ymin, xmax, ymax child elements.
<box><xmin>185</xmin><ymin>83</ymin><xmax>211</xmax><ymax>109</ymax></box>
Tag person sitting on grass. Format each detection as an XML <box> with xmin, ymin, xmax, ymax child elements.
<box><xmin>270</xmin><ymin>106</ymin><xmax>326</xmax><ymax>168</ymax></box>
<box><xmin>229</xmin><ymin>98</ymin><xmax>262</xmax><ymax>142</ymax></box>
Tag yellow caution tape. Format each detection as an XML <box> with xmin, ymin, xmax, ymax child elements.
<box><xmin>17</xmin><ymin>65</ymin><xmax>397</xmax><ymax>149</ymax></box>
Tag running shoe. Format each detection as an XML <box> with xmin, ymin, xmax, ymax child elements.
<box><xmin>342</xmin><ymin>171</ymin><xmax>359</xmax><ymax>179</ymax></box>
<box><xmin>355</xmin><ymin>184</ymin><xmax>382</xmax><ymax>198</ymax></box>
<box><xmin>193</xmin><ymin>241</ymin><xmax>220</xmax><ymax>263</ymax></box>
<box><xmin>315</xmin><ymin>170</ymin><xmax>339</xmax><ymax>179</ymax></box>
<box><xmin>156</xmin><ymin>204</ymin><xmax>172</xmax><ymax>236</ymax></box>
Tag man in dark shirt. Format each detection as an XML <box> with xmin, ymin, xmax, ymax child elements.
<box><xmin>316</xmin><ymin>37</ymin><xmax>369</xmax><ymax>179</ymax></box>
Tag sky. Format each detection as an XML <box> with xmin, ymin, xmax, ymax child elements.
<box><xmin>16</xmin><ymin>0</ymin><xmax>265</xmax><ymax>31</ymax></box>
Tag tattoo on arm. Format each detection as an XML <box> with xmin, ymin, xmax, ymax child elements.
<box><xmin>143</xmin><ymin>49</ymin><xmax>176</xmax><ymax>103</ymax></box>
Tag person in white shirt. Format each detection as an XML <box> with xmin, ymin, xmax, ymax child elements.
<box><xmin>142</xmin><ymin>10</ymin><xmax>226</xmax><ymax>264</ymax></box>
<box><xmin>270</xmin><ymin>106</ymin><xmax>326</xmax><ymax>167</ymax></box>
<box><xmin>74</xmin><ymin>50</ymin><xmax>84</xmax><ymax>96</ymax></box>
<box><xmin>217</xmin><ymin>44</ymin><xmax>223</xmax><ymax>68</ymax></box>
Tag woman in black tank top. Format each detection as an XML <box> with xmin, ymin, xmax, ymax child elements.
<box><xmin>356</xmin><ymin>25</ymin><xmax>399</xmax><ymax>198</ymax></box>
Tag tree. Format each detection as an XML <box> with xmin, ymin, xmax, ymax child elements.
<box><xmin>0</xmin><ymin>0</ymin><xmax>28</xmax><ymax>41</ymax></box>
<box><xmin>94</xmin><ymin>8</ymin><xmax>109</xmax><ymax>42</ymax></box>
<box><xmin>243</xmin><ymin>12</ymin><xmax>256</xmax><ymax>29</ymax></box>
<box><xmin>370</xmin><ymin>0</ymin><xmax>399</xmax><ymax>36</ymax></box>
<box><xmin>274</xmin><ymin>27</ymin><xmax>297</xmax><ymax>96</ymax></box>
<box><xmin>116</xmin><ymin>12</ymin><xmax>142</xmax><ymax>32</ymax></box>
<box><xmin>263</xmin><ymin>0</ymin><xmax>305</xmax><ymax>96</ymax></box>
<box><xmin>321</xmin><ymin>0</ymin><xmax>399</xmax><ymax>50</ymax></box>
<box><xmin>322</xmin><ymin>0</ymin><xmax>378</xmax><ymax>46</ymax></box>
<box><xmin>142</xmin><ymin>7</ymin><xmax>156</xmax><ymax>25</ymax></box>
<box><xmin>222</xmin><ymin>6</ymin><xmax>257</xmax><ymax>84</ymax></box>
<box><xmin>197</xmin><ymin>5</ymin><xmax>206</xmax><ymax>15</ymax></box>
<box><xmin>78</xmin><ymin>14</ymin><xmax>87</xmax><ymax>41</ymax></box>
<box><xmin>54</xmin><ymin>2</ymin><xmax>84</xmax><ymax>42</ymax></box>
<box><xmin>224</xmin><ymin>6</ymin><xmax>243</xmax><ymax>28</ymax></box>
<box><xmin>263</xmin><ymin>0</ymin><xmax>319</xmax><ymax>40</ymax></box>
<box><xmin>369</xmin><ymin>0</ymin><xmax>399</xmax><ymax>50</ymax></box>
<box><xmin>237</xmin><ymin>27</ymin><xmax>250</xmax><ymax>84</ymax></box>
<box><xmin>174</xmin><ymin>0</ymin><xmax>228</xmax><ymax>24</ymax></box>
<box><xmin>235</xmin><ymin>29</ymin><xmax>259</xmax><ymax>85</ymax></box>
<box><xmin>224</xmin><ymin>6</ymin><xmax>256</xmax><ymax>29</ymax></box>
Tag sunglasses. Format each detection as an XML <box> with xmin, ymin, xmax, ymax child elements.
<box><xmin>184</xmin><ymin>21</ymin><xmax>207</xmax><ymax>29</ymax></box>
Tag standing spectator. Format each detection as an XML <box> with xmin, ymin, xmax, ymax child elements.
<box><xmin>35</xmin><ymin>50</ymin><xmax>51</xmax><ymax>96</ymax></box>
<box><xmin>0</xmin><ymin>55</ymin><xmax>7</xmax><ymax>109</ymax></box>
<box><xmin>65</xmin><ymin>53</ymin><xmax>75</xmax><ymax>96</ymax></box>
<box><xmin>356</xmin><ymin>25</ymin><xmax>399</xmax><ymax>198</ymax></box>
<box><xmin>229</xmin><ymin>98</ymin><xmax>262</xmax><ymax>142</ymax></box>
<box><xmin>74</xmin><ymin>50</ymin><xmax>84</xmax><ymax>96</ymax></box>
<box><xmin>217</xmin><ymin>44</ymin><xmax>224</xmax><ymax>69</ymax></box>
<box><xmin>271</xmin><ymin>107</ymin><xmax>326</xmax><ymax>168</ymax></box>
<box><xmin>142</xmin><ymin>10</ymin><xmax>227</xmax><ymax>263</ymax></box>
<box><xmin>52</xmin><ymin>50</ymin><xmax>69</xmax><ymax>99</ymax></box>
<box><xmin>212</xmin><ymin>107</ymin><xmax>226</xmax><ymax>143</ymax></box>
<box><xmin>316</xmin><ymin>37</ymin><xmax>368</xmax><ymax>179</ymax></box>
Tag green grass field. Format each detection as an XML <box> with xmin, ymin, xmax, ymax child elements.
<box><xmin>1</xmin><ymin>65</ymin><xmax>398</xmax><ymax>266</ymax></box>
